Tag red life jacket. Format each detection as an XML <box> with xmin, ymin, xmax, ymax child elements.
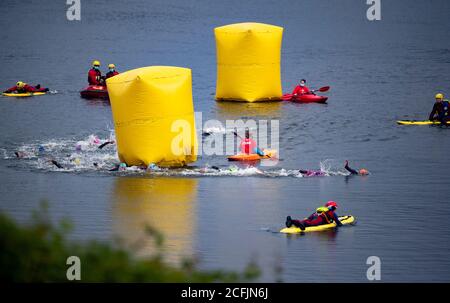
<box><xmin>292</xmin><ymin>85</ymin><xmax>310</xmax><ymax>95</ymax></box>
<box><xmin>240</xmin><ymin>138</ymin><xmax>257</xmax><ymax>154</ymax></box>
<box><xmin>323</xmin><ymin>210</ymin><xmax>337</xmax><ymax>224</ymax></box>
<box><xmin>88</xmin><ymin>69</ymin><xmax>102</xmax><ymax>85</ymax></box>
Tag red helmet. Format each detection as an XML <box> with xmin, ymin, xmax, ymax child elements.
<box><xmin>325</xmin><ymin>201</ymin><xmax>338</xmax><ymax>208</ymax></box>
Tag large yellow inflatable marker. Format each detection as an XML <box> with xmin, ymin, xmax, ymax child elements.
<box><xmin>106</xmin><ymin>66</ymin><xmax>197</xmax><ymax>167</ymax></box>
<box><xmin>215</xmin><ymin>22</ymin><xmax>283</xmax><ymax>102</ymax></box>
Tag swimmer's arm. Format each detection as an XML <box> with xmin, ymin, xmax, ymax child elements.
<box><xmin>344</xmin><ymin>161</ymin><xmax>358</xmax><ymax>175</ymax></box>
<box><xmin>333</xmin><ymin>213</ymin><xmax>343</xmax><ymax>226</ymax></box>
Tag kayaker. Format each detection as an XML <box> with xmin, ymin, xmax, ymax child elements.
<box><xmin>3</xmin><ymin>81</ymin><xmax>49</xmax><ymax>93</ymax></box>
<box><xmin>285</xmin><ymin>201</ymin><xmax>343</xmax><ymax>230</ymax></box>
<box><xmin>345</xmin><ymin>160</ymin><xmax>369</xmax><ymax>175</ymax></box>
<box><xmin>291</xmin><ymin>79</ymin><xmax>311</xmax><ymax>96</ymax></box>
<box><xmin>239</xmin><ymin>128</ymin><xmax>264</xmax><ymax>155</ymax></box>
<box><xmin>88</xmin><ymin>60</ymin><xmax>105</xmax><ymax>85</ymax></box>
<box><xmin>106</xmin><ymin>64</ymin><xmax>119</xmax><ymax>79</ymax></box>
<box><xmin>429</xmin><ymin>93</ymin><xmax>449</xmax><ymax>124</ymax></box>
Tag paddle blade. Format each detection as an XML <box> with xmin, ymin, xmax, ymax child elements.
<box><xmin>317</xmin><ymin>86</ymin><xmax>330</xmax><ymax>92</ymax></box>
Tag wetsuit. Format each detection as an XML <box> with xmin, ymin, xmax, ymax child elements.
<box><xmin>345</xmin><ymin>163</ymin><xmax>359</xmax><ymax>175</ymax></box>
<box><xmin>429</xmin><ymin>101</ymin><xmax>450</xmax><ymax>124</ymax></box>
<box><xmin>292</xmin><ymin>85</ymin><xmax>311</xmax><ymax>96</ymax></box>
<box><xmin>88</xmin><ymin>68</ymin><xmax>103</xmax><ymax>85</ymax></box>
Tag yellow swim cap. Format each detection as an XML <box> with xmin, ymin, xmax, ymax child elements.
<box><xmin>92</xmin><ymin>60</ymin><xmax>101</xmax><ymax>66</ymax></box>
<box><xmin>435</xmin><ymin>93</ymin><xmax>444</xmax><ymax>100</ymax></box>
<box><xmin>16</xmin><ymin>81</ymin><xmax>25</xmax><ymax>88</ymax></box>
<box><xmin>108</xmin><ymin>63</ymin><xmax>115</xmax><ymax>69</ymax></box>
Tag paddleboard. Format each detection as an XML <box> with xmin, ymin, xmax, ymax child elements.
<box><xmin>280</xmin><ymin>215</ymin><xmax>355</xmax><ymax>234</ymax></box>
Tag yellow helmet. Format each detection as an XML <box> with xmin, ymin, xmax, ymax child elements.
<box><xmin>316</xmin><ymin>207</ymin><xmax>329</xmax><ymax>214</ymax></box>
<box><xmin>16</xmin><ymin>81</ymin><xmax>25</xmax><ymax>88</ymax></box>
<box><xmin>435</xmin><ymin>93</ymin><xmax>444</xmax><ymax>100</ymax></box>
<box><xmin>108</xmin><ymin>63</ymin><xmax>115</xmax><ymax>69</ymax></box>
<box><xmin>92</xmin><ymin>60</ymin><xmax>101</xmax><ymax>67</ymax></box>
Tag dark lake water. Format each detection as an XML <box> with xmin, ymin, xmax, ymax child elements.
<box><xmin>1</xmin><ymin>0</ymin><xmax>450</xmax><ymax>282</ymax></box>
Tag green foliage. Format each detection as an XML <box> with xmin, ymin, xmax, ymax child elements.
<box><xmin>0</xmin><ymin>201</ymin><xmax>260</xmax><ymax>282</ymax></box>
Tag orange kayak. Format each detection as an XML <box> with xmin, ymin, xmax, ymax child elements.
<box><xmin>227</xmin><ymin>149</ymin><xmax>277</xmax><ymax>161</ymax></box>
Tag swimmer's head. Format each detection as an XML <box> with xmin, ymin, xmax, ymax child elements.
<box><xmin>75</xmin><ymin>144</ymin><xmax>82</xmax><ymax>152</ymax></box>
<box><xmin>119</xmin><ymin>162</ymin><xmax>127</xmax><ymax>171</ymax></box>
<box><xmin>359</xmin><ymin>168</ymin><xmax>369</xmax><ymax>175</ymax></box>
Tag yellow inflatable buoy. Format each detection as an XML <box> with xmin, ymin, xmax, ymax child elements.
<box><xmin>214</xmin><ymin>22</ymin><xmax>284</xmax><ymax>102</ymax></box>
<box><xmin>106</xmin><ymin>66</ymin><xmax>197</xmax><ymax>167</ymax></box>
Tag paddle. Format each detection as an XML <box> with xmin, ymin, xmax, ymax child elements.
<box><xmin>311</xmin><ymin>86</ymin><xmax>330</xmax><ymax>93</ymax></box>
<box><xmin>232</xmin><ymin>131</ymin><xmax>271</xmax><ymax>158</ymax></box>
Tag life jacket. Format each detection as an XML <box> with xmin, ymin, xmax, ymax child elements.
<box><xmin>88</xmin><ymin>69</ymin><xmax>102</xmax><ymax>85</ymax></box>
<box><xmin>106</xmin><ymin>70</ymin><xmax>119</xmax><ymax>79</ymax></box>
<box><xmin>321</xmin><ymin>210</ymin><xmax>336</xmax><ymax>224</ymax></box>
<box><xmin>240</xmin><ymin>138</ymin><xmax>256</xmax><ymax>154</ymax></box>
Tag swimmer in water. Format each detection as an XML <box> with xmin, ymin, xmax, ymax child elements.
<box><xmin>109</xmin><ymin>162</ymin><xmax>127</xmax><ymax>172</ymax></box>
<box><xmin>50</xmin><ymin>160</ymin><xmax>63</xmax><ymax>169</ymax></box>
<box><xmin>344</xmin><ymin>160</ymin><xmax>369</xmax><ymax>175</ymax></box>
<box><xmin>298</xmin><ymin>169</ymin><xmax>326</xmax><ymax>177</ymax></box>
<box><xmin>14</xmin><ymin>151</ymin><xmax>28</xmax><ymax>158</ymax></box>
<box><xmin>98</xmin><ymin>140</ymin><xmax>115</xmax><ymax>149</ymax></box>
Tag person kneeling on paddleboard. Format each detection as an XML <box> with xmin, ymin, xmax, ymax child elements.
<box><xmin>240</xmin><ymin>128</ymin><xmax>264</xmax><ymax>156</ymax></box>
<box><xmin>285</xmin><ymin>201</ymin><xmax>342</xmax><ymax>230</ymax></box>
<box><xmin>429</xmin><ymin>93</ymin><xmax>449</xmax><ymax>124</ymax></box>
<box><xmin>106</xmin><ymin>64</ymin><xmax>120</xmax><ymax>79</ymax></box>
<box><xmin>88</xmin><ymin>60</ymin><xmax>105</xmax><ymax>85</ymax></box>
<box><xmin>291</xmin><ymin>79</ymin><xmax>311</xmax><ymax>97</ymax></box>
<box><xmin>3</xmin><ymin>81</ymin><xmax>48</xmax><ymax>94</ymax></box>
<box><xmin>345</xmin><ymin>160</ymin><xmax>369</xmax><ymax>176</ymax></box>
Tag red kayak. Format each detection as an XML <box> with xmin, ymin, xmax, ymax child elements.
<box><xmin>282</xmin><ymin>93</ymin><xmax>328</xmax><ymax>104</ymax></box>
<box><xmin>80</xmin><ymin>85</ymin><xmax>109</xmax><ymax>99</ymax></box>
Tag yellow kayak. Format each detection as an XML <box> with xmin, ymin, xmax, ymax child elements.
<box><xmin>397</xmin><ymin>120</ymin><xmax>449</xmax><ymax>125</ymax></box>
<box><xmin>2</xmin><ymin>92</ymin><xmax>46</xmax><ymax>97</ymax></box>
<box><xmin>280</xmin><ymin>215</ymin><xmax>355</xmax><ymax>234</ymax></box>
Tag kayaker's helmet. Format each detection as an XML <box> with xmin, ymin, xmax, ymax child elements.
<box><xmin>325</xmin><ymin>201</ymin><xmax>338</xmax><ymax>209</ymax></box>
<box><xmin>435</xmin><ymin>93</ymin><xmax>444</xmax><ymax>101</ymax></box>
<box><xmin>108</xmin><ymin>63</ymin><xmax>116</xmax><ymax>69</ymax></box>
<box><xmin>359</xmin><ymin>168</ymin><xmax>369</xmax><ymax>175</ymax></box>
<box><xmin>316</xmin><ymin>207</ymin><xmax>329</xmax><ymax>214</ymax></box>
<box><xmin>16</xmin><ymin>81</ymin><xmax>25</xmax><ymax>88</ymax></box>
<box><xmin>92</xmin><ymin>60</ymin><xmax>101</xmax><ymax>67</ymax></box>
